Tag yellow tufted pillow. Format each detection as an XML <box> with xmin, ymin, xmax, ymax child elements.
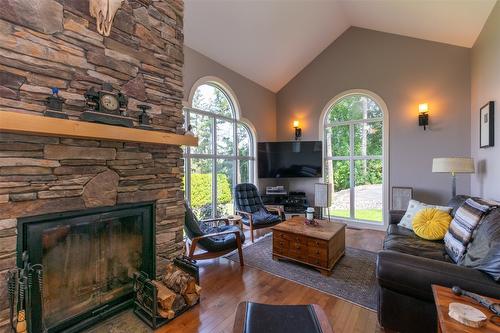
<box><xmin>412</xmin><ymin>208</ymin><xmax>452</xmax><ymax>240</ymax></box>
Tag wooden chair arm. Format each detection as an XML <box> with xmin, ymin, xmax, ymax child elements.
<box><xmin>235</xmin><ymin>210</ymin><xmax>253</xmax><ymax>226</ymax></box>
<box><xmin>266</xmin><ymin>206</ymin><xmax>283</xmax><ymax>215</ymax></box>
<box><xmin>201</xmin><ymin>217</ymin><xmax>229</xmax><ymax>226</ymax></box>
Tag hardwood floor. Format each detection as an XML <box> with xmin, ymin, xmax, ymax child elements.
<box><xmin>158</xmin><ymin>227</ymin><xmax>386</xmax><ymax>333</ymax></box>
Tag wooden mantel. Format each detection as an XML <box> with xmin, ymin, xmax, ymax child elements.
<box><xmin>0</xmin><ymin>111</ymin><xmax>198</xmax><ymax>146</ymax></box>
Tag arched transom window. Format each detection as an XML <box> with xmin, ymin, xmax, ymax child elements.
<box><xmin>323</xmin><ymin>93</ymin><xmax>385</xmax><ymax>223</ymax></box>
<box><xmin>184</xmin><ymin>81</ymin><xmax>255</xmax><ymax>219</ymax></box>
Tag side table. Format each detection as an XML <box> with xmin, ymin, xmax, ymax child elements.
<box><xmin>226</xmin><ymin>214</ymin><xmax>243</xmax><ymax>232</ymax></box>
<box><xmin>432</xmin><ymin>284</ymin><xmax>500</xmax><ymax>333</ymax></box>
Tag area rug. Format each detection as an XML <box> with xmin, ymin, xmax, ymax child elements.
<box><xmin>225</xmin><ymin>235</ymin><xmax>378</xmax><ymax>310</ymax></box>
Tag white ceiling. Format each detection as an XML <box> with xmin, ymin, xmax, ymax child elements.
<box><xmin>184</xmin><ymin>0</ymin><xmax>497</xmax><ymax>93</ymax></box>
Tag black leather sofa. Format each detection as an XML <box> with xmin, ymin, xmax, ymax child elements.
<box><xmin>376</xmin><ymin>195</ymin><xmax>500</xmax><ymax>333</ymax></box>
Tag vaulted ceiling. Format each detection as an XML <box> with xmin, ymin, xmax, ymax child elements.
<box><xmin>184</xmin><ymin>0</ymin><xmax>497</xmax><ymax>93</ymax></box>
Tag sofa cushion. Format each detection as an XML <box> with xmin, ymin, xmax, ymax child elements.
<box><xmin>444</xmin><ymin>198</ymin><xmax>495</xmax><ymax>263</ymax></box>
<box><xmin>241</xmin><ymin>207</ymin><xmax>281</xmax><ymax>227</ymax></box>
<box><xmin>412</xmin><ymin>208</ymin><xmax>452</xmax><ymax>240</ymax></box>
<box><xmin>398</xmin><ymin>199</ymin><xmax>452</xmax><ymax>231</ymax></box>
<box><xmin>461</xmin><ymin>208</ymin><xmax>500</xmax><ymax>281</ymax></box>
<box><xmin>384</xmin><ymin>225</ymin><xmax>448</xmax><ymax>262</ymax></box>
<box><xmin>446</xmin><ymin>195</ymin><xmax>472</xmax><ymax>217</ymax></box>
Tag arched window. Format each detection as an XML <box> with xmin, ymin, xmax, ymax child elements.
<box><xmin>322</xmin><ymin>91</ymin><xmax>387</xmax><ymax>224</ymax></box>
<box><xmin>184</xmin><ymin>79</ymin><xmax>256</xmax><ymax>219</ymax></box>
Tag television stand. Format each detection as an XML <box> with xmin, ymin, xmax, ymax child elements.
<box><xmin>261</xmin><ymin>192</ymin><xmax>308</xmax><ymax>218</ymax></box>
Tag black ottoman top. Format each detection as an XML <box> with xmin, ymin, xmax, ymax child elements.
<box><xmin>242</xmin><ymin>302</ymin><xmax>323</xmax><ymax>333</ymax></box>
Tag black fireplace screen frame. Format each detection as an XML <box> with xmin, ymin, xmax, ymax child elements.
<box><xmin>16</xmin><ymin>202</ymin><xmax>156</xmax><ymax>333</ymax></box>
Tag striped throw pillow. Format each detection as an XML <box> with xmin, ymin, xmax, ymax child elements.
<box><xmin>444</xmin><ymin>198</ymin><xmax>497</xmax><ymax>263</ymax></box>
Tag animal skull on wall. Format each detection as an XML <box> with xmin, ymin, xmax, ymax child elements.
<box><xmin>89</xmin><ymin>0</ymin><xmax>125</xmax><ymax>36</ymax></box>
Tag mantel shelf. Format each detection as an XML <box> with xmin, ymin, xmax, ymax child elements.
<box><xmin>0</xmin><ymin>111</ymin><xmax>198</xmax><ymax>146</ymax></box>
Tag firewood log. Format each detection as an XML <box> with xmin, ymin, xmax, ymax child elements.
<box><xmin>157</xmin><ymin>308</ymin><xmax>176</xmax><ymax>319</ymax></box>
<box><xmin>172</xmin><ymin>294</ymin><xmax>187</xmax><ymax>313</ymax></box>
<box><xmin>184</xmin><ymin>279</ymin><xmax>197</xmax><ymax>294</ymax></box>
<box><xmin>184</xmin><ymin>292</ymin><xmax>199</xmax><ymax>306</ymax></box>
<box><xmin>195</xmin><ymin>284</ymin><xmax>202</xmax><ymax>295</ymax></box>
<box><xmin>152</xmin><ymin>280</ymin><xmax>176</xmax><ymax>311</ymax></box>
<box><xmin>162</xmin><ymin>263</ymin><xmax>197</xmax><ymax>295</ymax></box>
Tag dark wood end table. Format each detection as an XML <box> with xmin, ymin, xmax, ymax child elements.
<box><xmin>432</xmin><ymin>284</ymin><xmax>500</xmax><ymax>333</ymax></box>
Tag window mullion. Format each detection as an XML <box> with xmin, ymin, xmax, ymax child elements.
<box><xmin>184</xmin><ymin>110</ymin><xmax>191</xmax><ymax>205</ymax></box>
<box><xmin>212</xmin><ymin>117</ymin><xmax>217</xmax><ymax>218</ymax></box>
<box><xmin>234</xmin><ymin>120</ymin><xmax>238</xmax><ymax>185</ymax></box>
<box><xmin>349</xmin><ymin>124</ymin><xmax>355</xmax><ymax>219</ymax></box>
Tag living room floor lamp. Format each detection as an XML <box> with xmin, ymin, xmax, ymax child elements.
<box><xmin>315</xmin><ymin>183</ymin><xmax>332</xmax><ymax>221</ymax></box>
<box><xmin>432</xmin><ymin>158</ymin><xmax>475</xmax><ymax>197</ymax></box>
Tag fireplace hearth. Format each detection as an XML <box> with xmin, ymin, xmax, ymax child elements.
<box><xmin>17</xmin><ymin>203</ymin><xmax>155</xmax><ymax>333</ymax></box>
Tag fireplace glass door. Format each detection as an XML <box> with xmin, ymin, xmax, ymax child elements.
<box><xmin>18</xmin><ymin>203</ymin><xmax>154</xmax><ymax>333</ymax></box>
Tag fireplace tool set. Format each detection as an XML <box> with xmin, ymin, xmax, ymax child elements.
<box><xmin>6</xmin><ymin>252</ymin><xmax>45</xmax><ymax>333</ymax></box>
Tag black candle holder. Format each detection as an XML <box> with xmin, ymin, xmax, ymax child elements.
<box><xmin>44</xmin><ymin>88</ymin><xmax>68</xmax><ymax>119</ymax></box>
<box><xmin>138</xmin><ymin>104</ymin><xmax>152</xmax><ymax>129</ymax></box>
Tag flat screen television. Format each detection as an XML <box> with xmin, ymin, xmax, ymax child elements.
<box><xmin>258</xmin><ymin>141</ymin><xmax>322</xmax><ymax>178</ymax></box>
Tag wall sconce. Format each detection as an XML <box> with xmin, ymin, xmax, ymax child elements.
<box><xmin>293</xmin><ymin>120</ymin><xmax>302</xmax><ymax>140</ymax></box>
<box><xmin>418</xmin><ymin>103</ymin><xmax>429</xmax><ymax>130</ymax></box>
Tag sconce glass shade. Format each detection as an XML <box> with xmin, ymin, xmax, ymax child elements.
<box><xmin>418</xmin><ymin>103</ymin><xmax>429</xmax><ymax>129</ymax></box>
<box><xmin>293</xmin><ymin>120</ymin><xmax>300</xmax><ymax>128</ymax></box>
<box><xmin>432</xmin><ymin>158</ymin><xmax>475</xmax><ymax>174</ymax></box>
<box><xmin>419</xmin><ymin>103</ymin><xmax>429</xmax><ymax>113</ymax></box>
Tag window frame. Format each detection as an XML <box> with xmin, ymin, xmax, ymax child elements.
<box><xmin>320</xmin><ymin>89</ymin><xmax>389</xmax><ymax>229</ymax></box>
<box><xmin>184</xmin><ymin>78</ymin><xmax>256</xmax><ymax>218</ymax></box>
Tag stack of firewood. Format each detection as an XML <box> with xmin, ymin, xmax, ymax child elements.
<box><xmin>151</xmin><ymin>263</ymin><xmax>201</xmax><ymax>319</ymax></box>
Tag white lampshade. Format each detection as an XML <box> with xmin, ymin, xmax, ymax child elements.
<box><xmin>432</xmin><ymin>158</ymin><xmax>475</xmax><ymax>174</ymax></box>
<box><xmin>314</xmin><ymin>183</ymin><xmax>331</xmax><ymax>208</ymax></box>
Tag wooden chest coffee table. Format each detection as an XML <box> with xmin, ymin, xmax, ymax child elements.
<box><xmin>271</xmin><ymin>216</ymin><xmax>346</xmax><ymax>276</ymax></box>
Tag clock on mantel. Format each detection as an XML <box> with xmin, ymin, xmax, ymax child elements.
<box><xmin>82</xmin><ymin>83</ymin><xmax>134</xmax><ymax>127</ymax></box>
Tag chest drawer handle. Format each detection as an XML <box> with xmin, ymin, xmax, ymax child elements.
<box><xmin>280</xmin><ymin>242</ymin><xmax>284</xmax><ymax>246</ymax></box>
<box><xmin>316</xmin><ymin>241</ymin><xmax>320</xmax><ymax>246</ymax></box>
<box><xmin>316</xmin><ymin>250</ymin><xmax>320</xmax><ymax>255</ymax></box>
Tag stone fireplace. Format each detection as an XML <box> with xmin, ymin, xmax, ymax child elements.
<box><xmin>0</xmin><ymin>0</ymin><xmax>187</xmax><ymax>332</ymax></box>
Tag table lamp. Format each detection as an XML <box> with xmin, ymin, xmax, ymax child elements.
<box><xmin>432</xmin><ymin>158</ymin><xmax>475</xmax><ymax>197</ymax></box>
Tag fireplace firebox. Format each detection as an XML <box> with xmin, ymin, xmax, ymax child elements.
<box><xmin>16</xmin><ymin>202</ymin><xmax>155</xmax><ymax>333</ymax></box>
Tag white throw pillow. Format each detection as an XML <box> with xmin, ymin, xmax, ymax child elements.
<box><xmin>398</xmin><ymin>199</ymin><xmax>452</xmax><ymax>230</ymax></box>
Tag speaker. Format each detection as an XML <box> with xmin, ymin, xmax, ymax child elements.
<box><xmin>314</xmin><ymin>183</ymin><xmax>331</xmax><ymax>208</ymax></box>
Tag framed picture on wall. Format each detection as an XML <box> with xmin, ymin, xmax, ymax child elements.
<box><xmin>480</xmin><ymin>101</ymin><xmax>494</xmax><ymax>148</ymax></box>
<box><xmin>392</xmin><ymin>187</ymin><xmax>413</xmax><ymax>210</ymax></box>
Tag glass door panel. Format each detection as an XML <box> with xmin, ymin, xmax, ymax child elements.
<box><xmin>216</xmin><ymin>119</ymin><xmax>234</xmax><ymax>156</ymax></box>
<box><xmin>238</xmin><ymin>159</ymin><xmax>250</xmax><ymax>183</ymax></box>
<box><xmin>325</xmin><ymin>126</ymin><xmax>350</xmax><ymax>157</ymax></box>
<box><xmin>216</xmin><ymin>159</ymin><xmax>235</xmax><ymax>217</ymax></box>
<box><xmin>354</xmin><ymin>159</ymin><xmax>383</xmax><ymax>222</ymax></box>
<box><xmin>190</xmin><ymin>158</ymin><xmax>213</xmax><ymax>219</ymax></box>
<box><xmin>354</xmin><ymin>121</ymin><xmax>382</xmax><ymax>156</ymax></box>
<box><xmin>189</xmin><ymin>113</ymin><xmax>213</xmax><ymax>155</ymax></box>
<box><xmin>329</xmin><ymin>160</ymin><xmax>351</xmax><ymax>218</ymax></box>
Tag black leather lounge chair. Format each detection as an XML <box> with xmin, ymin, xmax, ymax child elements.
<box><xmin>184</xmin><ymin>203</ymin><xmax>245</xmax><ymax>265</ymax></box>
<box><xmin>233</xmin><ymin>183</ymin><xmax>283</xmax><ymax>242</ymax></box>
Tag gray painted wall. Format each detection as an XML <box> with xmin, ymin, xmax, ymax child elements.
<box><xmin>276</xmin><ymin>27</ymin><xmax>471</xmax><ymax>205</ymax></box>
<box><xmin>183</xmin><ymin>46</ymin><xmax>277</xmax><ymax>142</ymax></box>
<box><xmin>471</xmin><ymin>1</ymin><xmax>500</xmax><ymax>200</ymax></box>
